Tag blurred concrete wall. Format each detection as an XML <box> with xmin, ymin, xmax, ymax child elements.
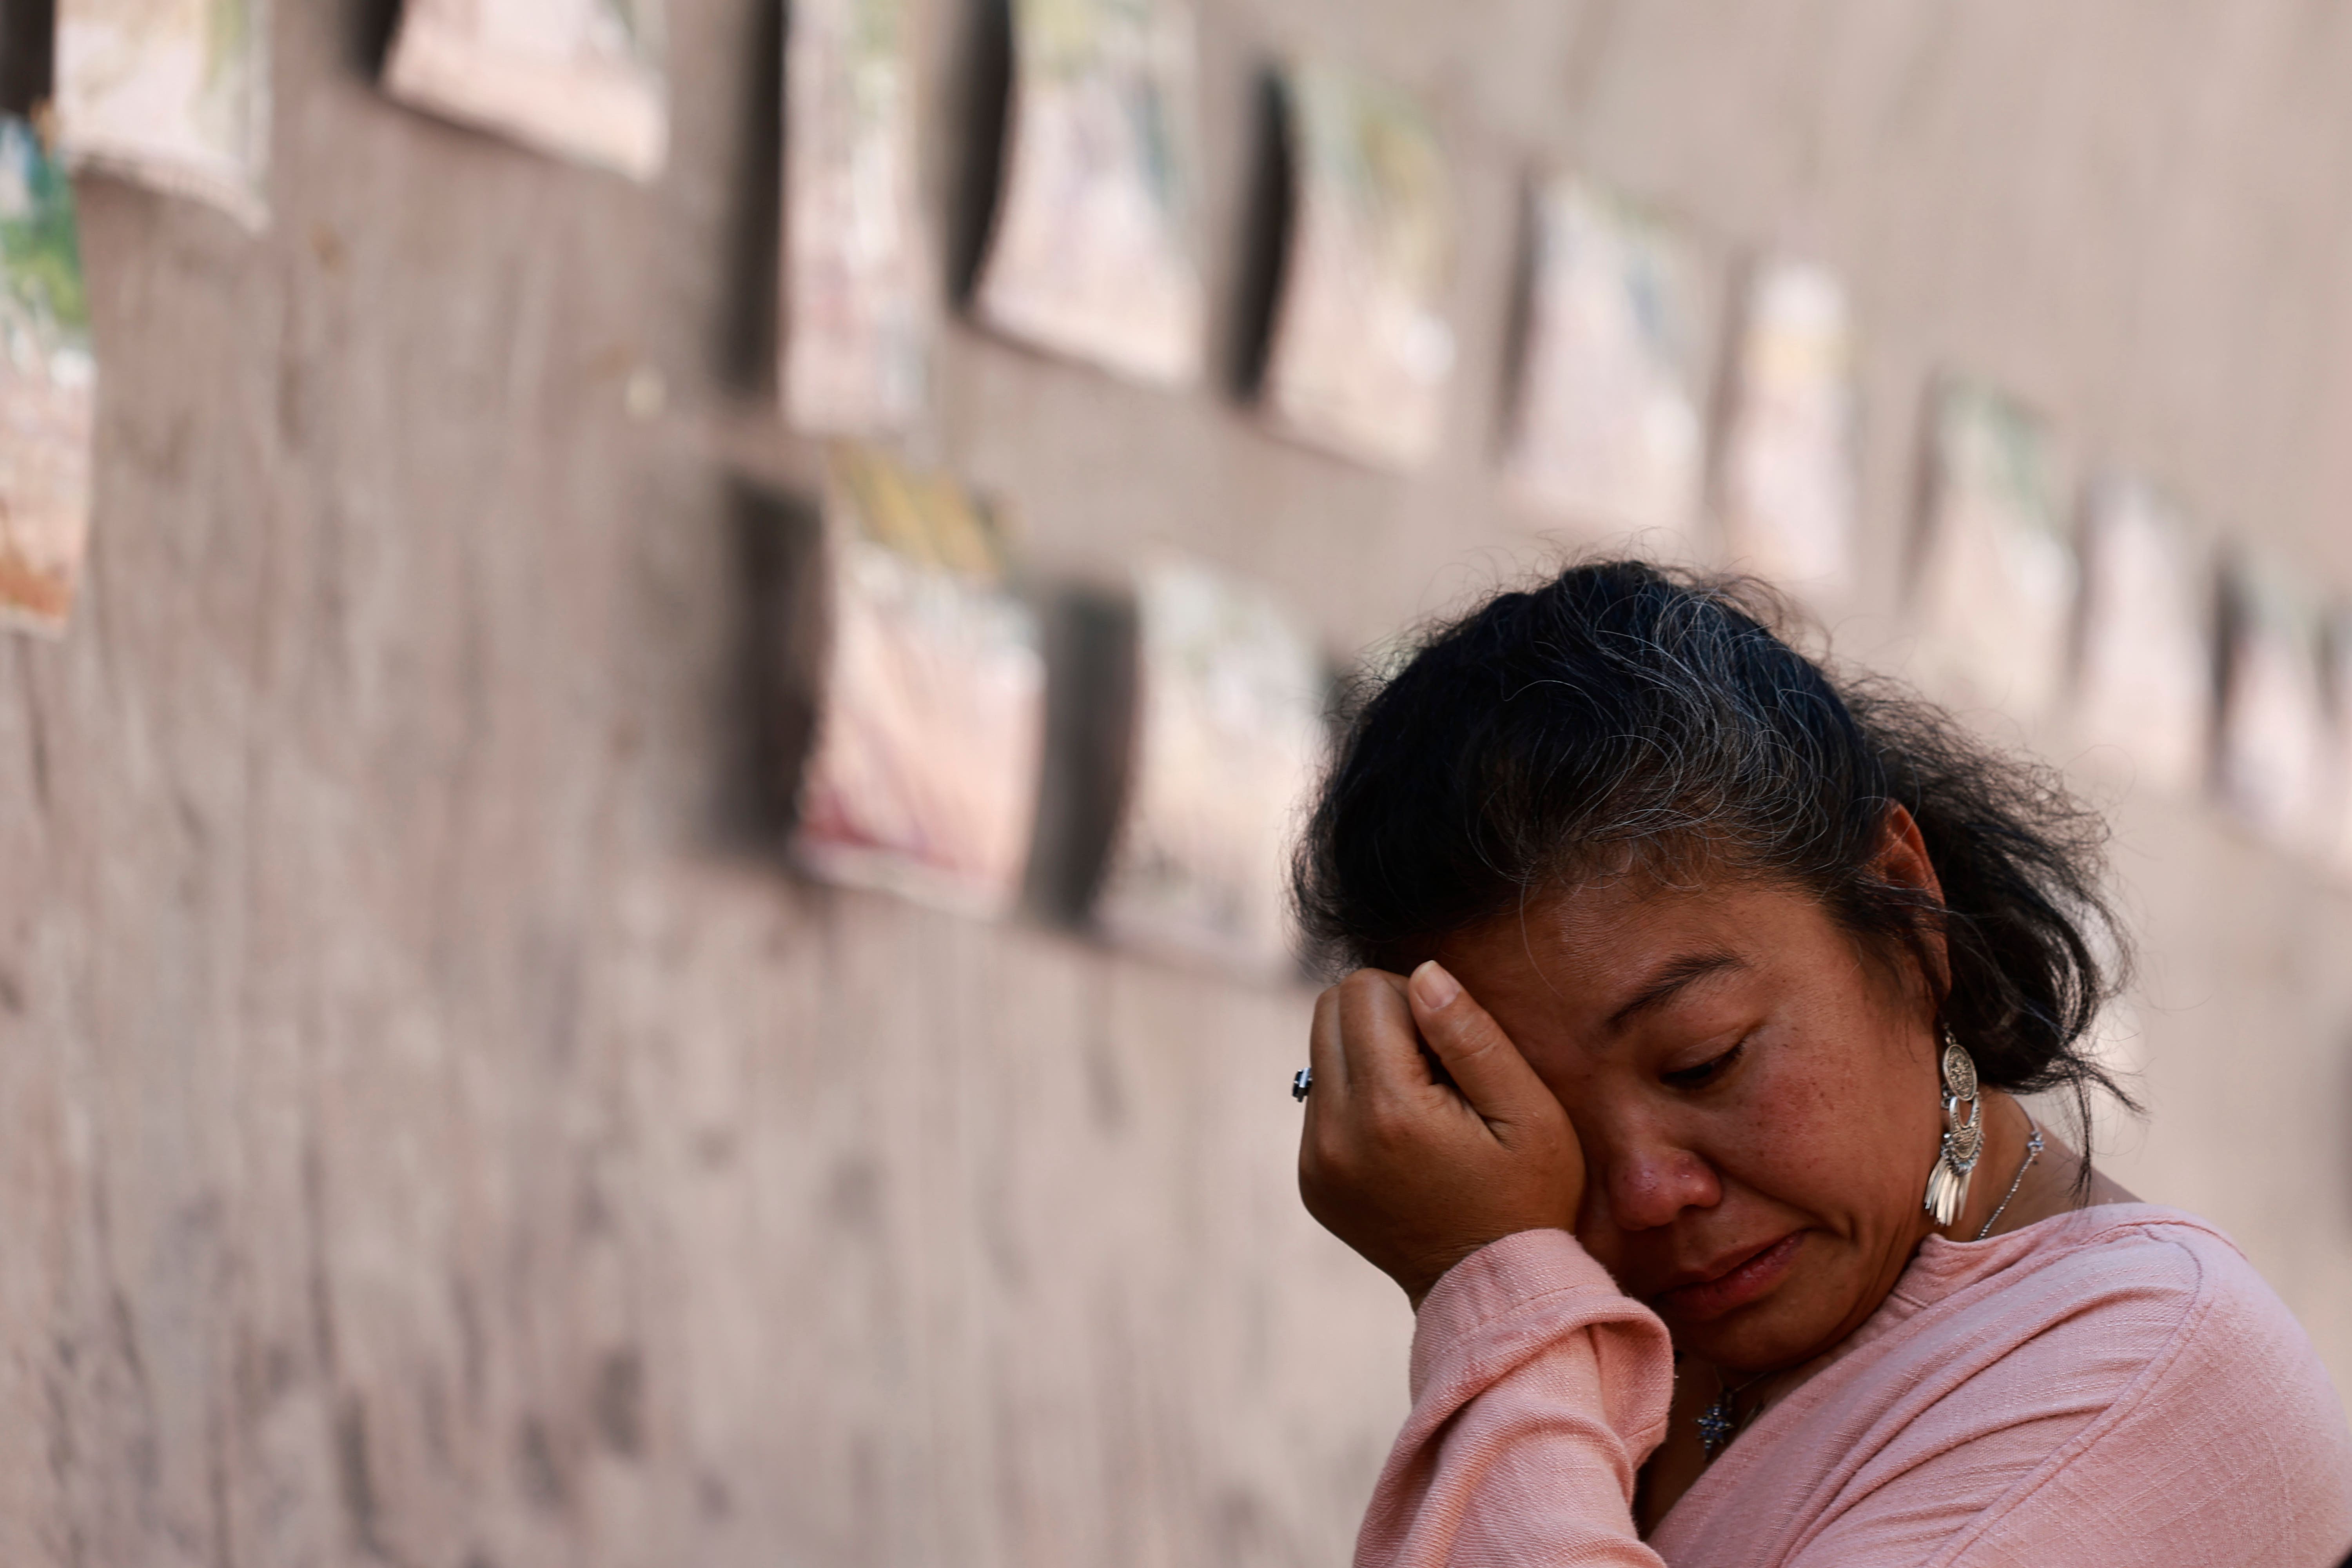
<box><xmin>2</xmin><ymin>0</ymin><xmax>2350</xmax><ymax>1563</ymax></box>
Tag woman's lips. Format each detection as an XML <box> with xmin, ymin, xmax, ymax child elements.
<box><xmin>1653</xmin><ymin>1232</ymin><xmax>1804</xmax><ymax>1321</ymax></box>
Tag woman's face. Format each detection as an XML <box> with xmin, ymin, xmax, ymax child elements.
<box><xmin>1433</xmin><ymin>854</ymin><xmax>1945</xmax><ymax>1375</ymax></box>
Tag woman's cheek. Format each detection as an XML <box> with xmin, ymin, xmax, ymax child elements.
<box><xmin>1728</xmin><ymin>1047</ymin><xmax>1858</xmax><ymax>1206</ymax></box>
<box><xmin>1736</xmin><ymin>1029</ymin><xmax>1926</xmax><ymax>1222</ymax></box>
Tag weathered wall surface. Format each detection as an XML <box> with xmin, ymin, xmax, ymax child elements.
<box><xmin>2</xmin><ymin>1</ymin><xmax>2350</xmax><ymax>1563</ymax></box>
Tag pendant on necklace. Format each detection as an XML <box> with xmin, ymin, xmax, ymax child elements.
<box><xmin>1696</xmin><ymin>1394</ymin><xmax>1738</xmax><ymax>1460</ymax></box>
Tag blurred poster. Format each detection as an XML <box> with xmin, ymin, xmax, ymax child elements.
<box><xmin>795</xmin><ymin>449</ymin><xmax>1045</xmax><ymax>917</ymax></box>
<box><xmin>1504</xmin><ymin>177</ymin><xmax>1710</xmax><ymax>538</ymax></box>
<box><xmin>973</xmin><ymin>0</ymin><xmax>1204</xmax><ymax>387</ymax></box>
<box><xmin>2216</xmin><ymin>557</ymin><xmax>2329</xmax><ymax>850</ymax></box>
<box><xmin>2073</xmin><ymin>477</ymin><xmax>2210</xmax><ymax>795</ymax></box>
<box><xmin>1911</xmin><ymin>379</ymin><xmax>2077</xmax><ymax>721</ymax></box>
<box><xmin>0</xmin><ymin>122</ymin><xmax>98</xmax><ymax>638</ymax></box>
<box><xmin>55</xmin><ymin>0</ymin><xmax>271</xmax><ymax>225</ymax></box>
<box><xmin>2321</xmin><ymin>613</ymin><xmax>2352</xmax><ymax>878</ymax></box>
<box><xmin>1096</xmin><ymin>557</ymin><xmax>1325</xmax><ymax>974</ymax></box>
<box><xmin>385</xmin><ymin>0</ymin><xmax>668</xmax><ymax>182</ymax></box>
<box><xmin>1260</xmin><ymin>61</ymin><xmax>1454</xmax><ymax>471</ymax></box>
<box><xmin>1719</xmin><ymin>260</ymin><xmax>1857</xmax><ymax>593</ymax></box>
<box><xmin>783</xmin><ymin>0</ymin><xmax>929</xmax><ymax>434</ymax></box>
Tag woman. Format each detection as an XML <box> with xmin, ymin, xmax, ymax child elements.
<box><xmin>1291</xmin><ymin>561</ymin><xmax>2352</xmax><ymax>1566</ymax></box>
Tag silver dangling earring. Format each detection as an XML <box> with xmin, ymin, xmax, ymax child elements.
<box><xmin>1923</xmin><ymin>1034</ymin><xmax>1984</xmax><ymax>1228</ymax></box>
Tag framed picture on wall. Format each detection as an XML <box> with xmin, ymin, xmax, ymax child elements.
<box><xmin>1909</xmin><ymin>378</ymin><xmax>2077</xmax><ymax>723</ymax></box>
<box><xmin>2321</xmin><ymin>610</ymin><xmax>2352</xmax><ymax>880</ymax></box>
<box><xmin>2072</xmin><ymin>476</ymin><xmax>2211</xmax><ymax>796</ymax></box>
<box><xmin>2216</xmin><ymin>555</ymin><xmax>2330</xmax><ymax>852</ymax></box>
<box><xmin>384</xmin><ymin>0</ymin><xmax>668</xmax><ymax>181</ymax></box>
<box><xmin>795</xmin><ymin>448</ymin><xmax>1047</xmax><ymax>918</ymax></box>
<box><xmin>1095</xmin><ymin>557</ymin><xmax>1325</xmax><ymax>974</ymax></box>
<box><xmin>973</xmin><ymin>0</ymin><xmax>1205</xmax><ymax>388</ymax></box>
<box><xmin>1504</xmin><ymin>177</ymin><xmax>1711</xmax><ymax>544</ymax></box>
<box><xmin>55</xmin><ymin>0</ymin><xmax>271</xmax><ymax>225</ymax></box>
<box><xmin>0</xmin><ymin>120</ymin><xmax>97</xmax><ymax>638</ymax></box>
<box><xmin>1718</xmin><ymin>260</ymin><xmax>1857</xmax><ymax>595</ymax></box>
<box><xmin>782</xmin><ymin>0</ymin><xmax>931</xmax><ymax>435</ymax></box>
<box><xmin>1259</xmin><ymin>60</ymin><xmax>1455</xmax><ymax>471</ymax></box>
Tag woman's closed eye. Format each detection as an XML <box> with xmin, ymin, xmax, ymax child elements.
<box><xmin>1661</xmin><ymin>1038</ymin><xmax>1748</xmax><ymax>1090</ymax></box>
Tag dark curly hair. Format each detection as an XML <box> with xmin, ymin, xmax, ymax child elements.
<box><xmin>1293</xmin><ymin>558</ymin><xmax>2134</xmax><ymax>1149</ymax></box>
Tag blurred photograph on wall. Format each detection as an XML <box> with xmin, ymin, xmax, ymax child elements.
<box><xmin>1909</xmin><ymin>378</ymin><xmax>2077</xmax><ymax>722</ymax></box>
<box><xmin>1259</xmin><ymin>61</ymin><xmax>1455</xmax><ymax>471</ymax></box>
<box><xmin>782</xmin><ymin>0</ymin><xmax>929</xmax><ymax>435</ymax></box>
<box><xmin>0</xmin><ymin>121</ymin><xmax>97</xmax><ymax>639</ymax></box>
<box><xmin>385</xmin><ymin>0</ymin><xmax>668</xmax><ymax>182</ymax></box>
<box><xmin>973</xmin><ymin>0</ymin><xmax>1204</xmax><ymax>388</ymax></box>
<box><xmin>1096</xmin><ymin>557</ymin><xmax>1325</xmax><ymax>974</ymax></box>
<box><xmin>1719</xmin><ymin>260</ymin><xmax>1857</xmax><ymax>594</ymax></box>
<box><xmin>795</xmin><ymin>449</ymin><xmax>1046</xmax><ymax>918</ymax></box>
<box><xmin>1504</xmin><ymin>178</ymin><xmax>1710</xmax><ymax>541</ymax></box>
<box><xmin>56</xmin><ymin>0</ymin><xmax>270</xmax><ymax>225</ymax></box>
<box><xmin>2321</xmin><ymin>612</ymin><xmax>2352</xmax><ymax>880</ymax></box>
<box><xmin>2073</xmin><ymin>476</ymin><xmax>2211</xmax><ymax>796</ymax></box>
<box><xmin>2217</xmin><ymin>556</ymin><xmax>2330</xmax><ymax>852</ymax></box>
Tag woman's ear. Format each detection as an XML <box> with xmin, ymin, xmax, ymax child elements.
<box><xmin>1874</xmin><ymin>803</ymin><xmax>1944</xmax><ymax>905</ymax></box>
<box><xmin>1874</xmin><ymin>802</ymin><xmax>1950</xmax><ymax>1000</ymax></box>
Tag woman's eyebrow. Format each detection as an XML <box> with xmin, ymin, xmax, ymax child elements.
<box><xmin>1605</xmin><ymin>951</ymin><xmax>1746</xmax><ymax>1033</ymax></box>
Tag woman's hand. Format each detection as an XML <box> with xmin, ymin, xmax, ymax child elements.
<box><xmin>1298</xmin><ymin>961</ymin><xmax>1587</xmax><ymax>1308</ymax></box>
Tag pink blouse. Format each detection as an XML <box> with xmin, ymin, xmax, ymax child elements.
<box><xmin>1359</xmin><ymin>1204</ymin><xmax>2352</xmax><ymax>1567</ymax></box>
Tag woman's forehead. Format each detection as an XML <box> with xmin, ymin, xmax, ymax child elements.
<box><xmin>1439</xmin><ymin>877</ymin><xmax>1834</xmax><ymax>1027</ymax></box>
<box><xmin>1459</xmin><ymin>872</ymin><xmax>1798</xmax><ymax>962</ymax></box>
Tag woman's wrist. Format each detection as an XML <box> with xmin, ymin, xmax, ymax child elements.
<box><xmin>1408</xmin><ymin>1226</ymin><xmax>1582</xmax><ymax>1311</ymax></box>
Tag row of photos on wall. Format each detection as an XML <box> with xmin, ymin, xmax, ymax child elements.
<box><xmin>1</xmin><ymin>0</ymin><xmax>2349</xmax><ymax>970</ymax></box>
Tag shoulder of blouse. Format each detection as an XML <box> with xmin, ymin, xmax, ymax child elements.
<box><xmin>1652</xmin><ymin>1204</ymin><xmax>2352</xmax><ymax>1563</ymax></box>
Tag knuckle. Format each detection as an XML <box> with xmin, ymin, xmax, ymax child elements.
<box><xmin>1451</xmin><ymin>1010</ymin><xmax>1508</xmax><ymax>1054</ymax></box>
<box><xmin>1340</xmin><ymin>967</ymin><xmax>1406</xmax><ymax>1016</ymax></box>
<box><xmin>1448</xmin><ymin>1024</ymin><xmax>1501</xmax><ymax>1066</ymax></box>
<box><xmin>1361</xmin><ymin>1100</ymin><xmax>1414</xmax><ymax>1148</ymax></box>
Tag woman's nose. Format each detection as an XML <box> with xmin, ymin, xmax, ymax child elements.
<box><xmin>1599</xmin><ymin>1139</ymin><xmax>1721</xmax><ymax>1230</ymax></box>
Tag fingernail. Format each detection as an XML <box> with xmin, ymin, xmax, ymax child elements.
<box><xmin>1410</xmin><ymin>960</ymin><xmax>1461</xmax><ymax>1012</ymax></box>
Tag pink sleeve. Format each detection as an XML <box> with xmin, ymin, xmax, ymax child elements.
<box><xmin>1355</xmin><ymin>1229</ymin><xmax>1677</xmax><ymax>1568</ymax></box>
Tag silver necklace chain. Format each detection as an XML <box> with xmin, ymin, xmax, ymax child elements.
<box><xmin>1971</xmin><ymin>1115</ymin><xmax>2043</xmax><ymax>1242</ymax></box>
